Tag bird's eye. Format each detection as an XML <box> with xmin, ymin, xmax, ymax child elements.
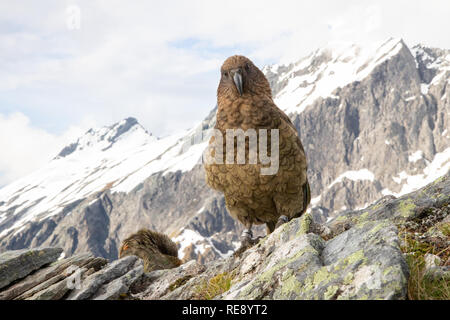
<box><xmin>223</xmin><ymin>72</ymin><xmax>228</xmax><ymax>77</ymax></box>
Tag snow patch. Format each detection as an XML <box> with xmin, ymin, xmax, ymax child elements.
<box><xmin>384</xmin><ymin>147</ymin><xmax>450</xmax><ymax>197</ymax></box>
<box><xmin>197</xmin><ymin>206</ymin><xmax>205</xmax><ymax>214</ymax></box>
<box><xmin>310</xmin><ymin>195</ymin><xmax>321</xmax><ymax>207</ymax></box>
<box><xmin>172</xmin><ymin>227</ymin><xmax>236</xmax><ymax>260</ymax></box>
<box><xmin>421</xmin><ymin>84</ymin><xmax>429</xmax><ymax>95</ymax></box>
<box><xmin>173</xmin><ymin>228</ymin><xmax>209</xmax><ymax>257</ymax></box>
<box><xmin>408</xmin><ymin>150</ymin><xmax>424</xmax><ymax>163</ymax></box>
<box><xmin>328</xmin><ymin>169</ymin><xmax>375</xmax><ymax>189</ymax></box>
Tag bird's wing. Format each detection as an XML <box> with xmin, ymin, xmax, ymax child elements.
<box><xmin>269</xmin><ymin>99</ymin><xmax>311</xmax><ymax>212</ymax></box>
<box><xmin>266</xmin><ymin>99</ymin><xmax>306</xmax><ymax>154</ymax></box>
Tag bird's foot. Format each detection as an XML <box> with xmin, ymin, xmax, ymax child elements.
<box><xmin>274</xmin><ymin>215</ymin><xmax>289</xmax><ymax>229</ymax></box>
<box><xmin>233</xmin><ymin>230</ymin><xmax>263</xmax><ymax>257</ymax></box>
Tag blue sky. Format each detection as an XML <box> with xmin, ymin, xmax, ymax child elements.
<box><xmin>1</xmin><ymin>0</ymin><xmax>450</xmax><ymax>186</ymax></box>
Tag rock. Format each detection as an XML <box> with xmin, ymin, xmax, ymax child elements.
<box><xmin>66</xmin><ymin>255</ymin><xmax>138</xmax><ymax>300</ymax></box>
<box><xmin>26</xmin><ymin>266</ymin><xmax>89</xmax><ymax>300</ymax></box>
<box><xmin>327</xmin><ymin>173</ymin><xmax>450</xmax><ymax>235</ymax></box>
<box><xmin>424</xmin><ymin>254</ymin><xmax>441</xmax><ymax>270</ymax></box>
<box><xmin>0</xmin><ymin>247</ymin><xmax>63</xmax><ymax>290</ymax></box>
<box><xmin>216</xmin><ymin>216</ymin><xmax>408</xmax><ymax>300</ymax></box>
<box><xmin>0</xmin><ymin>173</ymin><xmax>447</xmax><ymax>300</ymax></box>
<box><xmin>424</xmin><ymin>266</ymin><xmax>450</xmax><ymax>281</ymax></box>
<box><xmin>1</xmin><ymin>253</ymin><xmax>106</xmax><ymax>300</ymax></box>
<box><xmin>134</xmin><ymin>260</ymin><xmax>206</xmax><ymax>300</ymax></box>
<box><xmin>137</xmin><ymin>212</ymin><xmax>408</xmax><ymax>300</ymax></box>
<box><xmin>91</xmin><ymin>265</ymin><xmax>144</xmax><ymax>300</ymax></box>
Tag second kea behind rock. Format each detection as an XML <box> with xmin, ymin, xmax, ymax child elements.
<box><xmin>119</xmin><ymin>229</ymin><xmax>182</xmax><ymax>272</ymax></box>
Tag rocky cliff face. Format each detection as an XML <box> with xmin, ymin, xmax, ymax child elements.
<box><xmin>0</xmin><ymin>38</ymin><xmax>449</xmax><ymax>264</ymax></box>
<box><xmin>1</xmin><ymin>173</ymin><xmax>448</xmax><ymax>300</ymax></box>
<box><xmin>288</xmin><ymin>41</ymin><xmax>450</xmax><ymax>213</ymax></box>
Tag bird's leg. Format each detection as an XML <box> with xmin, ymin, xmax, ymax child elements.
<box><xmin>241</xmin><ymin>228</ymin><xmax>253</xmax><ymax>246</ymax></box>
<box><xmin>234</xmin><ymin>223</ymin><xmax>259</xmax><ymax>256</ymax></box>
<box><xmin>275</xmin><ymin>215</ymin><xmax>289</xmax><ymax>229</ymax></box>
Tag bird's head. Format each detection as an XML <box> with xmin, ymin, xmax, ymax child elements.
<box><xmin>218</xmin><ymin>55</ymin><xmax>272</xmax><ymax>99</ymax></box>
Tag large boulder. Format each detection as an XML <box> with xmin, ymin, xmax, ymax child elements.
<box><xmin>0</xmin><ymin>247</ymin><xmax>63</xmax><ymax>290</ymax></box>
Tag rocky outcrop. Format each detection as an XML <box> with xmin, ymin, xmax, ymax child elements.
<box><xmin>1</xmin><ymin>172</ymin><xmax>447</xmax><ymax>300</ymax></box>
<box><xmin>0</xmin><ymin>247</ymin><xmax>63</xmax><ymax>290</ymax></box>
<box><xmin>66</xmin><ymin>255</ymin><xmax>141</xmax><ymax>300</ymax></box>
<box><xmin>1</xmin><ymin>40</ymin><xmax>448</xmax><ymax>265</ymax></box>
<box><xmin>143</xmin><ymin>171</ymin><xmax>448</xmax><ymax>300</ymax></box>
<box><xmin>136</xmin><ymin>215</ymin><xmax>409</xmax><ymax>300</ymax></box>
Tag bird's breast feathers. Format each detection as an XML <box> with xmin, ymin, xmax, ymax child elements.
<box><xmin>205</xmin><ymin>100</ymin><xmax>307</xmax><ymax>195</ymax></box>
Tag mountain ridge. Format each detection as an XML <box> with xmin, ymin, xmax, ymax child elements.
<box><xmin>0</xmin><ymin>37</ymin><xmax>449</xmax><ymax>264</ymax></box>
<box><xmin>0</xmin><ymin>171</ymin><xmax>447</xmax><ymax>300</ymax></box>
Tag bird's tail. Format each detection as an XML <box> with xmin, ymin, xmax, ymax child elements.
<box><xmin>292</xmin><ymin>179</ymin><xmax>311</xmax><ymax>219</ymax></box>
<box><xmin>304</xmin><ymin>180</ymin><xmax>311</xmax><ymax>212</ymax></box>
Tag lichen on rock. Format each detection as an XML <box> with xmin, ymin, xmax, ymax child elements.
<box><xmin>0</xmin><ymin>172</ymin><xmax>448</xmax><ymax>300</ymax></box>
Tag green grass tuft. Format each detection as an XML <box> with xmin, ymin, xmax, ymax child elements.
<box><xmin>193</xmin><ymin>272</ymin><xmax>234</xmax><ymax>300</ymax></box>
<box><xmin>399</xmin><ymin>227</ymin><xmax>450</xmax><ymax>300</ymax></box>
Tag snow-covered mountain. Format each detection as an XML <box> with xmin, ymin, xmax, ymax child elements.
<box><xmin>0</xmin><ymin>38</ymin><xmax>449</xmax><ymax>263</ymax></box>
<box><xmin>265</xmin><ymin>38</ymin><xmax>406</xmax><ymax>114</ymax></box>
<box><xmin>0</xmin><ymin>117</ymin><xmax>208</xmax><ymax>238</ymax></box>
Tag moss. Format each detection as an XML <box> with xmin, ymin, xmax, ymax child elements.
<box><xmin>313</xmin><ymin>267</ymin><xmax>334</xmax><ymax>286</ymax></box>
<box><xmin>303</xmin><ymin>248</ymin><xmax>366</xmax><ymax>293</ymax></box>
<box><xmin>259</xmin><ymin>247</ymin><xmax>313</xmax><ymax>282</ymax></box>
<box><xmin>335</xmin><ymin>215</ymin><xmax>350</xmax><ymax>222</ymax></box>
<box><xmin>168</xmin><ymin>275</ymin><xmax>192</xmax><ymax>292</ymax></box>
<box><xmin>324</xmin><ymin>285</ymin><xmax>339</xmax><ymax>299</ymax></box>
<box><xmin>438</xmin><ymin>222</ymin><xmax>450</xmax><ymax>237</ymax></box>
<box><xmin>383</xmin><ymin>265</ymin><xmax>396</xmax><ymax>276</ymax></box>
<box><xmin>239</xmin><ymin>246</ymin><xmax>319</xmax><ymax>299</ymax></box>
<box><xmin>343</xmin><ymin>272</ymin><xmax>353</xmax><ymax>285</ymax></box>
<box><xmin>279</xmin><ymin>270</ymin><xmax>302</xmax><ymax>298</ymax></box>
<box><xmin>339</xmin><ymin>249</ymin><xmax>366</xmax><ymax>269</ymax></box>
<box><xmin>193</xmin><ymin>272</ymin><xmax>234</xmax><ymax>300</ymax></box>
<box><xmin>398</xmin><ymin>199</ymin><xmax>416</xmax><ymax>218</ymax></box>
<box><xmin>259</xmin><ymin>265</ymin><xmax>282</xmax><ymax>283</ymax></box>
<box><xmin>358</xmin><ymin>211</ymin><xmax>370</xmax><ymax>222</ymax></box>
<box><xmin>297</xmin><ymin>213</ymin><xmax>312</xmax><ymax>236</ymax></box>
<box><xmin>240</xmin><ymin>285</ymin><xmax>263</xmax><ymax>300</ymax></box>
<box><xmin>370</xmin><ymin>203</ymin><xmax>383</xmax><ymax>211</ymax></box>
<box><xmin>298</xmin><ymin>266</ymin><xmax>340</xmax><ymax>296</ymax></box>
<box><xmin>369</xmin><ymin>221</ymin><xmax>386</xmax><ymax>235</ymax></box>
<box><xmin>333</xmin><ymin>211</ymin><xmax>371</xmax><ymax>229</ymax></box>
<box><xmin>300</xmin><ymin>266</ymin><xmax>339</xmax><ymax>297</ymax></box>
<box><xmin>439</xmin><ymin>194</ymin><xmax>449</xmax><ymax>201</ymax></box>
<box><xmin>432</xmin><ymin>176</ymin><xmax>446</xmax><ymax>185</ymax></box>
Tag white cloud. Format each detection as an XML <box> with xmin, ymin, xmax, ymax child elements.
<box><xmin>2</xmin><ymin>1</ymin><xmax>450</xmax><ymax>132</ymax></box>
<box><xmin>0</xmin><ymin>112</ymin><xmax>95</xmax><ymax>186</ymax></box>
<box><xmin>1</xmin><ymin>0</ymin><xmax>450</xmax><ymax>185</ymax></box>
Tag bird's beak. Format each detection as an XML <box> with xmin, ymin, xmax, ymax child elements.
<box><xmin>230</xmin><ymin>69</ymin><xmax>243</xmax><ymax>96</ymax></box>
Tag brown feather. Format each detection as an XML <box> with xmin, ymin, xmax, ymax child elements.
<box><xmin>119</xmin><ymin>229</ymin><xmax>181</xmax><ymax>272</ymax></box>
<box><xmin>205</xmin><ymin>55</ymin><xmax>310</xmax><ymax>233</ymax></box>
